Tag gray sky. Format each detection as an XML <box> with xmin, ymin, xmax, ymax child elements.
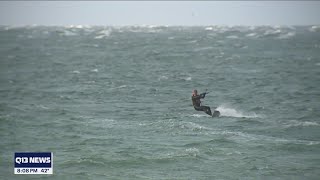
<box><xmin>0</xmin><ymin>1</ymin><xmax>320</xmax><ymax>26</ymax></box>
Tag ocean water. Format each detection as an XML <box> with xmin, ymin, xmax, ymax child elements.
<box><xmin>0</xmin><ymin>25</ymin><xmax>320</xmax><ymax>179</ymax></box>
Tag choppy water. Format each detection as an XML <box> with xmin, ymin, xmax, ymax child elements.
<box><xmin>0</xmin><ymin>25</ymin><xmax>320</xmax><ymax>179</ymax></box>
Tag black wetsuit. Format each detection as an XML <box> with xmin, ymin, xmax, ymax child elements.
<box><xmin>192</xmin><ymin>93</ymin><xmax>212</xmax><ymax>116</ymax></box>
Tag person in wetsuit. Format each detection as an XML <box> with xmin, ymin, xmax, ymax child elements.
<box><xmin>191</xmin><ymin>89</ymin><xmax>212</xmax><ymax>116</ymax></box>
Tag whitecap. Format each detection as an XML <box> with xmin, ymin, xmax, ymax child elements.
<box><xmin>186</xmin><ymin>122</ymin><xmax>209</xmax><ymax>131</ymax></box>
<box><xmin>2</xmin><ymin>26</ymin><xmax>10</xmax><ymax>31</ymax></box>
<box><xmin>85</xmin><ymin>81</ymin><xmax>95</xmax><ymax>84</ymax></box>
<box><xmin>215</xmin><ymin>130</ymin><xmax>262</xmax><ymax>143</ymax></box>
<box><xmin>94</xmin><ymin>29</ymin><xmax>111</xmax><ymax>39</ymax></box>
<box><xmin>189</xmin><ymin>114</ymin><xmax>208</xmax><ymax>118</ymax></box>
<box><xmin>213</xmin><ymin>129</ymin><xmax>320</xmax><ymax>146</ymax></box>
<box><xmin>307</xmin><ymin>141</ymin><xmax>320</xmax><ymax>146</ymax></box>
<box><xmin>263</xmin><ymin>29</ymin><xmax>281</xmax><ymax>36</ymax></box>
<box><xmin>158</xmin><ymin>75</ymin><xmax>169</xmax><ymax>80</ymax></box>
<box><xmin>138</xmin><ymin>123</ymin><xmax>148</xmax><ymax>126</ymax></box>
<box><xmin>193</xmin><ymin>46</ymin><xmax>214</xmax><ymax>52</ymax></box>
<box><xmin>62</xmin><ymin>30</ymin><xmax>77</xmax><ymax>36</ymax></box>
<box><xmin>278</xmin><ymin>32</ymin><xmax>296</xmax><ymax>39</ymax></box>
<box><xmin>187</xmin><ymin>40</ymin><xmax>198</xmax><ymax>44</ymax></box>
<box><xmin>309</xmin><ymin>25</ymin><xmax>320</xmax><ymax>32</ymax></box>
<box><xmin>72</xmin><ymin>70</ymin><xmax>80</xmax><ymax>74</ymax></box>
<box><xmin>205</xmin><ymin>27</ymin><xmax>213</xmax><ymax>31</ymax></box>
<box><xmin>38</xmin><ymin>105</ymin><xmax>49</xmax><ymax>110</ymax></box>
<box><xmin>117</xmin><ymin>85</ymin><xmax>127</xmax><ymax>89</ymax></box>
<box><xmin>91</xmin><ymin>69</ymin><xmax>98</xmax><ymax>72</ymax></box>
<box><xmin>302</xmin><ymin>121</ymin><xmax>319</xmax><ymax>126</ymax></box>
<box><xmin>75</xmin><ymin>25</ymin><xmax>84</xmax><ymax>29</ymax></box>
<box><xmin>284</xmin><ymin>120</ymin><xmax>319</xmax><ymax>128</ymax></box>
<box><xmin>175</xmin><ymin>121</ymin><xmax>212</xmax><ymax>131</ymax></box>
<box><xmin>184</xmin><ymin>77</ymin><xmax>192</xmax><ymax>81</ymax></box>
<box><xmin>246</xmin><ymin>33</ymin><xmax>257</xmax><ymax>37</ymax></box>
<box><xmin>226</xmin><ymin>35</ymin><xmax>239</xmax><ymax>39</ymax></box>
<box><xmin>185</xmin><ymin>148</ymin><xmax>200</xmax><ymax>157</ymax></box>
<box><xmin>94</xmin><ymin>35</ymin><xmax>105</xmax><ymax>39</ymax></box>
<box><xmin>83</xmin><ymin>117</ymin><xmax>116</xmax><ymax>128</ymax></box>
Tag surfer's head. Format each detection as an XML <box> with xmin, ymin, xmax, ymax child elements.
<box><xmin>192</xmin><ymin>89</ymin><xmax>198</xmax><ymax>96</ymax></box>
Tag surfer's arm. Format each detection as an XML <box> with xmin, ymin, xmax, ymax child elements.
<box><xmin>199</xmin><ymin>93</ymin><xmax>206</xmax><ymax>98</ymax></box>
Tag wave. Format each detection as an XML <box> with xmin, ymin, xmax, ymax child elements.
<box><xmin>146</xmin><ymin>119</ymin><xmax>213</xmax><ymax>135</ymax></box>
<box><xmin>309</xmin><ymin>25</ymin><xmax>320</xmax><ymax>32</ymax></box>
<box><xmin>187</xmin><ymin>40</ymin><xmax>198</xmax><ymax>44</ymax></box>
<box><xmin>226</xmin><ymin>35</ymin><xmax>239</xmax><ymax>39</ymax></box>
<box><xmin>61</xmin><ymin>156</ymin><xmax>106</xmax><ymax>167</ymax></box>
<box><xmin>158</xmin><ymin>75</ymin><xmax>169</xmax><ymax>81</ymax></box>
<box><xmin>205</xmin><ymin>27</ymin><xmax>213</xmax><ymax>31</ymax></box>
<box><xmin>184</xmin><ymin>77</ymin><xmax>192</xmax><ymax>81</ymax></box>
<box><xmin>216</xmin><ymin>105</ymin><xmax>259</xmax><ymax>118</ymax></box>
<box><xmin>94</xmin><ymin>29</ymin><xmax>111</xmax><ymax>39</ymax></box>
<box><xmin>122</xmin><ymin>25</ymin><xmax>164</xmax><ymax>33</ymax></box>
<box><xmin>158</xmin><ymin>147</ymin><xmax>201</xmax><ymax>160</ymax></box>
<box><xmin>60</xmin><ymin>30</ymin><xmax>78</xmax><ymax>36</ymax></box>
<box><xmin>203</xmin><ymin>25</ymin><xmax>252</xmax><ymax>34</ymax></box>
<box><xmin>283</xmin><ymin>120</ymin><xmax>319</xmax><ymax>128</ymax></box>
<box><xmin>137</xmin><ymin>147</ymin><xmax>201</xmax><ymax>164</ymax></box>
<box><xmin>65</xmin><ymin>25</ymin><xmax>92</xmax><ymax>29</ymax></box>
<box><xmin>91</xmin><ymin>69</ymin><xmax>99</xmax><ymax>72</ymax></box>
<box><xmin>263</xmin><ymin>29</ymin><xmax>282</xmax><ymax>36</ymax></box>
<box><xmin>117</xmin><ymin>85</ymin><xmax>127</xmax><ymax>88</ymax></box>
<box><xmin>80</xmin><ymin>117</ymin><xmax>117</xmax><ymax>129</ymax></box>
<box><xmin>277</xmin><ymin>32</ymin><xmax>296</xmax><ymax>39</ymax></box>
<box><xmin>189</xmin><ymin>114</ymin><xmax>208</xmax><ymax>118</ymax></box>
<box><xmin>158</xmin><ymin>73</ymin><xmax>191</xmax><ymax>82</ymax></box>
<box><xmin>245</xmin><ymin>33</ymin><xmax>258</xmax><ymax>37</ymax></box>
<box><xmin>193</xmin><ymin>46</ymin><xmax>214</xmax><ymax>52</ymax></box>
<box><xmin>210</xmin><ymin>129</ymin><xmax>320</xmax><ymax>146</ymax></box>
<box><xmin>36</xmin><ymin>104</ymin><xmax>50</xmax><ymax>110</ymax></box>
<box><xmin>109</xmin><ymin>85</ymin><xmax>127</xmax><ymax>90</ymax></box>
<box><xmin>185</xmin><ymin>147</ymin><xmax>200</xmax><ymax>157</ymax></box>
<box><xmin>71</xmin><ymin>70</ymin><xmax>80</xmax><ymax>74</ymax></box>
<box><xmin>178</xmin><ymin>121</ymin><xmax>212</xmax><ymax>131</ymax></box>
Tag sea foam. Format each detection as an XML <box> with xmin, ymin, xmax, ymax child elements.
<box><xmin>216</xmin><ymin>105</ymin><xmax>259</xmax><ymax>118</ymax></box>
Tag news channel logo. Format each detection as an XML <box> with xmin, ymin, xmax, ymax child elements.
<box><xmin>14</xmin><ymin>152</ymin><xmax>53</xmax><ymax>174</ymax></box>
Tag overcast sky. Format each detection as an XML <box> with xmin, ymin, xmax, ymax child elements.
<box><xmin>0</xmin><ymin>1</ymin><xmax>320</xmax><ymax>26</ymax></box>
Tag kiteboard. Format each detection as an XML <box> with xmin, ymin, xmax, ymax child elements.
<box><xmin>212</xmin><ymin>110</ymin><xmax>220</xmax><ymax>118</ymax></box>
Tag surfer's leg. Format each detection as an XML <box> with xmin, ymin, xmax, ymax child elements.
<box><xmin>194</xmin><ymin>106</ymin><xmax>212</xmax><ymax>116</ymax></box>
<box><xmin>202</xmin><ymin>106</ymin><xmax>212</xmax><ymax>116</ymax></box>
<box><xmin>194</xmin><ymin>106</ymin><xmax>202</xmax><ymax>111</ymax></box>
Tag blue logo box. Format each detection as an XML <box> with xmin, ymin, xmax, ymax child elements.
<box><xmin>14</xmin><ymin>152</ymin><xmax>52</xmax><ymax>168</ymax></box>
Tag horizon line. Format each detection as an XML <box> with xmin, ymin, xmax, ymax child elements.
<box><xmin>1</xmin><ymin>24</ymin><xmax>320</xmax><ymax>27</ymax></box>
